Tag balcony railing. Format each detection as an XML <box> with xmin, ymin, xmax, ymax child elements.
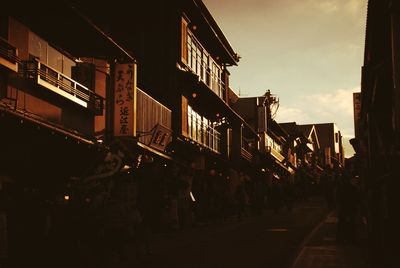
<box><xmin>187</xmin><ymin>104</ymin><xmax>221</xmax><ymax>153</ymax></box>
<box><xmin>267</xmin><ymin>146</ymin><xmax>285</xmax><ymax>162</ymax></box>
<box><xmin>23</xmin><ymin>59</ymin><xmax>103</xmax><ymax>114</ymax></box>
<box><xmin>188</xmin><ymin>121</ymin><xmax>221</xmax><ymax>153</ymax></box>
<box><xmin>241</xmin><ymin>147</ymin><xmax>253</xmax><ymax>162</ymax></box>
<box><xmin>203</xmin><ymin>127</ymin><xmax>221</xmax><ymax>153</ymax></box>
<box><xmin>241</xmin><ymin>137</ymin><xmax>254</xmax><ymax>162</ymax></box>
<box><xmin>0</xmin><ymin>37</ymin><xmax>18</xmax><ymax>72</ymax></box>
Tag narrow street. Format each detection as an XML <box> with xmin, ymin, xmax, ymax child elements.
<box><xmin>3</xmin><ymin>0</ymin><xmax>386</xmax><ymax>267</ymax></box>
<box><xmin>128</xmin><ymin>196</ymin><xmax>329</xmax><ymax>268</ymax></box>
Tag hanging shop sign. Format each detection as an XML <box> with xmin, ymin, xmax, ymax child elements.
<box><xmin>114</xmin><ymin>62</ymin><xmax>137</xmax><ymax>137</ymax></box>
<box><xmin>148</xmin><ymin>123</ymin><xmax>172</xmax><ymax>151</ymax></box>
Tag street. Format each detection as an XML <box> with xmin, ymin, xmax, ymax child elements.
<box><xmin>127</xmin><ymin>196</ymin><xmax>329</xmax><ymax>268</ymax></box>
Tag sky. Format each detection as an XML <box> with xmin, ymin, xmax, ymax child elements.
<box><xmin>203</xmin><ymin>0</ymin><xmax>368</xmax><ymax>157</ymax></box>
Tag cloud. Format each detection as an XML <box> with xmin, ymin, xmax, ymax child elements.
<box><xmin>307</xmin><ymin>87</ymin><xmax>355</xmax><ymax>117</ymax></box>
<box><xmin>276</xmin><ymin>87</ymin><xmax>359</xmax><ymax>137</ymax></box>
<box><xmin>343</xmin><ymin>137</ymin><xmax>356</xmax><ymax>158</ymax></box>
<box><xmin>276</xmin><ymin>87</ymin><xmax>358</xmax><ymax>157</ymax></box>
<box><xmin>275</xmin><ymin>106</ymin><xmax>310</xmax><ymax>123</ymax></box>
<box><xmin>306</xmin><ymin>0</ymin><xmax>366</xmax><ymax>16</ymax></box>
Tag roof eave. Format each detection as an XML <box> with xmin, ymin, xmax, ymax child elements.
<box><xmin>193</xmin><ymin>0</ymin><xmax>240</xmax><ymax>65</ymax></box>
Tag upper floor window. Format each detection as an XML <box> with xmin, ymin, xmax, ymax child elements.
<box><xmin>181</xmin><ymin>17</ymin><xmax>224</xmax><ymax>99</ymax></box>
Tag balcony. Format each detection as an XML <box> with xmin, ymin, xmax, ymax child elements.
<box><xmin>267</xmin><ymin>146</ymin><xmax>285</xmax><ymax>162</ymax></box>
<box><xmin>23</xmin><ymin>59</ymin><xmax>104</xmax><ymax>114</ymax></box>
<box><xmin>187</xmin><ymin>107</ymin><xmax>221</xmax><ymax>154</ymax></box>
<box><xmin>241</xmin><ymin>137</ymin><xmax>254</xmax><ymax>162</ymax></box>
<box><xmin>0</xmin><ymin>37</ymin><xmax>18</xmax><ymax>72</ymax></box>
<box><xmin>241</xmin><ymin>148</ymin><xmax>253</xmax><ymax>162</ymax></box>
<box><xmin>203</xmin><ymin>127</ymin><xmax>221</xmax><ymax>153</ymax></box>
<box><xmin>188</xmin><ymin>123</ymin><xmax>221</xmax><ymax>153</ymax></box>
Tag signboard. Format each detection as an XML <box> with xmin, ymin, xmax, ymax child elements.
<box><xmin>114</xmin><ymin>63</ymin><xmax>137</xmax><ymax>137</ymax></box>
<box><xmin>148</xmin><ymin>124</ymin><xmax>172</xmax><ymax>151</ymax></box>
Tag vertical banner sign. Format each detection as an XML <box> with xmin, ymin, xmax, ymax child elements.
<box><xmin>114</xmin><ymin>63</ymin><xmax>137</xmax><ymax>137</ymax></box>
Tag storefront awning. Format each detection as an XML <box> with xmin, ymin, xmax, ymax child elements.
<box><xmin>0</xmin><ymin>104</ymin><xmax>105</xmax><ymax>179</ymax></box>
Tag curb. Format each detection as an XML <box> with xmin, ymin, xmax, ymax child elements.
<box><xmin>287</xmin><ymin>210</ymin><xmax>334</xmax><ymax>268</ymax></box>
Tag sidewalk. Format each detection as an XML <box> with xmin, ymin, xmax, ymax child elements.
<box><xmin>290</xmin><ymin>211</ymin><xmax>368</xmax><ymax>268</ymax></box>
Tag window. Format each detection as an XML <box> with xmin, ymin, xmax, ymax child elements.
<box><xmin>187</xmin><ymin>35</ymin><xmax>192</xmax><ymax>69</ymax></box>
<box><xmin>202</xmin><ymin>52</ymin><xmax>209</xmax><ymax>83</ymax></box>
<box><xmin>188</xmin><ymin>105</ymin><xmax>192</xmax><ymax>138</ymax></box>
<box><xmin>181</xmin><ymin>17</ymin><xmax>188</xmax><ymax>63</ymax></box>
<box><xmin>196</xmin><ymin>113</ymin><xmax>202</xmax><ymax>143</ymax></box>
<box><xmin>202</xmin><ymin>117</ymin><xmax>208</xmax><ymax>145</ymax></box>
<box><xmin>187</xmin><ymin>104</ymin><xmax>221</xmax><ymax>152</ymax></box>
<box><xmin>209</xmin><ymin>60</ymin><xmax>223</xmax><ymax>98</ymax></box>
<box><xmin>182</xmin><ymin>20</ymin><xmax>224</xmax><ymax>99</ymax></box>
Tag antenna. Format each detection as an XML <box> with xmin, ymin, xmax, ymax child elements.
<box><xmin>264</xmin><ymin>89</ymin><xmax>279</xmax><ymax>119</ymax></box>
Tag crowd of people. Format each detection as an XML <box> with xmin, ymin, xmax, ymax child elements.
<box><xmin>0</xmin><ymin>153</ymin><xmax>367</xmax><ymax>267</ymax></box>
<box><xmin>76</xmin><ymin>160</ymin><xmax>305</xmax><ymax>266</ymax></box>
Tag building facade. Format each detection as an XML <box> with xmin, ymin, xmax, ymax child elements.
<box><xmin>354</xmin><ymin>0</ymin><xmax>400</xmax><ymax>266</ymax></box>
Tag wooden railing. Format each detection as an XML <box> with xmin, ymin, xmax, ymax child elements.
<box><xmin>241</xmin><ymin>147</ymin><xmax>253</xmax><ymax>162</ymax></box>
<box><xmin>0</xmin><ymin>37</ymin><xmax>18</xmax><ymax>72</ymax></box>
<box><xmin>23</xmin><ymin>59</ymin><xmax>103</xmax><ymax>114</ymax></box>
<box><xmin>268</xmin><ymin>146</ymin><xmax>285</xmax><ymax>162</ymax></box>
<box><xmin>241</xmin><ymin>136</ymin><xmax>254</xmax><ymax>162</ymax></box>
<box><xmin>188</xmin><ymin>116</ymin><xmax>221</xmax><ymax>153</ymax></box>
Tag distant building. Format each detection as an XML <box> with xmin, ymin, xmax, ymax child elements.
<box><xmin>279</xmin><ymin>122</ymin><xmax>323</xmax><ymax>183</ymax></box>
<box><xmin>231</xmin><ymin>91</ymin><xmax>292</xmax><ymax>179</ymax></box>
<box><xmin>299</xmin><ymin>123</ymin><xmax>345</xmax><ymax>169</ymax></box>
